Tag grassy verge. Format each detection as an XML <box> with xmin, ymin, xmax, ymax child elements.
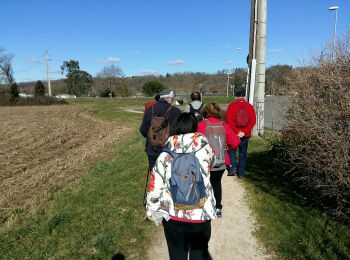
<box><xmin>244</xmin><ymin>137</ymin><xmax>350</xmax><ymax>259</ymax></box>
<box><xmin>0</xmin><ymin>100</ymin><xmax>158</xmax><ymax>258</ymax></box>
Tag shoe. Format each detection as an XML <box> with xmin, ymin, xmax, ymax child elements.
<box><xmin>237</xmin><ymin>175</ymin><xmax>246</xmax><ymax>179</ymax></box>
<box><xmin>216</xmin><ymin>208</ymin><xmax>222</xmax><ymax>218</ymax></box>
<box><xmin>227</xmin><ymin>169</ymin><xmax>237</xmax><ymax>176</ymax></box>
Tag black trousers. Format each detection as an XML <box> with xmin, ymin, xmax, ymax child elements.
<box><xmin>163</xmin><ymin>219</ymin><xmax>212</xmax><ymax>260</ymax></box>
<box><xmin>210</xmin><ymin>169</ymin><xmax>225</xmax><ymax>209</ymax></box>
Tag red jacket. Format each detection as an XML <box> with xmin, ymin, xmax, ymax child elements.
<box><xmin>198</xmin><ymin>117</ymin><xmax>241</xmax><ymax>166</ymax></box>
<box><xmin>226</xmin><ymin>98</ymin><xmax>256</xmax><ymax>137</ymax></box>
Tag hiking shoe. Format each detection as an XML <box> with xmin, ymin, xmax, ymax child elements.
<box><xmin>216</xmin><ymin>208</ymin><xmax>222</xmax><ymax>218</ymax></box>
<box><xmin>227</xmin><ymin>170</ymin><xmax>237</xmax><ymax>176</ymax></box>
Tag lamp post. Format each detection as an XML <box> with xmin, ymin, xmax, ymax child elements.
<box><xmin>328</xmin><ymin>6</ymin><xmax>339</xmax><ymax>59</ymax></box>
<box><xmin>226</xmin><ymin>72</ymin><xmax>232</xmax><ymax>98</ymax></box>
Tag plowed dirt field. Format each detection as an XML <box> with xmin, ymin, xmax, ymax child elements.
<box><xmin>0</xmin><ymin>105</ymin><xmax>130</xmax><ymax>224</ymax></box>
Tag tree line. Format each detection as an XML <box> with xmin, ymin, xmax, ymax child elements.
<box><xmin>0</xmin><ymin>46</ymin><xmax>296</xmax><ymax>98</ymax></box>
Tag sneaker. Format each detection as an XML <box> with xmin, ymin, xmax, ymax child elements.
<box><xmin>227</xmin><ymin>170</ymin><xmax>237</xmax><ymax>176</ymax></box>
<box><xmin>216</xmin><ymin>208</ymin><xmax>222</xmax><ymax>218</ymax></box>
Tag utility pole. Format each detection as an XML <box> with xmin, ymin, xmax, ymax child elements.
<box><xmin>254</xmin><ymin>0</ymin><xmax>267</xmax><ymax>136</ymax></box>
<box><xmin>45</xmin><ymin>51</ymin><xmax>51</xmax><ymax>96</ymax></box>
<box><xmin>226</xmin><ymin>72</ymin><xmax>232</xmax><ymax>98</ymax></box>
<box><xmin>247</xmin><ymin>0</ymin><xmax>267</xmax><ymax>136</ymax></box>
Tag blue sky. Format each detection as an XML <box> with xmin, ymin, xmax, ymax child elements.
<box><xmin>1</xmin><ymin>0</ymin><xmax>349</xmax><ymax>82</ymax></box>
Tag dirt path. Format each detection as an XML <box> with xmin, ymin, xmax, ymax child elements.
<box><xmin>147</xmin><ymin>172</ymin><xmax>269</xmax><ymax>260</ymax></box>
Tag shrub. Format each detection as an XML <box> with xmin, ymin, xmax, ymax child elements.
<box><xmin>142</xmin><ymin>80</ymin><xmax>164</xmax><ymax>96</ymax></box>
<box><xmin>0</xmin><ymin>95</ymin><xmax>67</xmax><ymax>106</ymax></box>
<box><xmin>34</xmin><ymin>80</ymin><xmax>45</xmax><ymax>96</ymax></box>
<box><xmin>279</xmin><ymin>32</ymin><xmax>350</xmax><ymax>221</ymax></box>
<box><xmin>100</xmin><ymin>88</ymin><xmax>111</xmax><ymax>97</ymax></box>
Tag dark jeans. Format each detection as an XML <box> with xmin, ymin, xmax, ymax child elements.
<box><xmin>163</xmin><ymin>219</ymin><xmax>212</xmax><ymax>260</ymax></box>
<box><xmin>228</xmin><ymin>137</ymin><xmax>249</xmax><ymax>177</ymax></box>
<box><xmin>210</xmin><ymin>169</ymin><xmax>225</xmax><ymax>209</ymax></box>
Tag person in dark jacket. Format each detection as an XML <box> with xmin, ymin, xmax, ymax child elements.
<box><xmin>139</xmin><ymin>89</ymin><xmax>181</xmax><ymax>171</ymax></box>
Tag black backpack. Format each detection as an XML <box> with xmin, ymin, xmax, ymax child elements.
<box><xmin>189</xmin><ymin>103</ymin><xmax>204</xmax><ymax>121</ymax></box>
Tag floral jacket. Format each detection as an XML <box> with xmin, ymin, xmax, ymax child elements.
<box><xmin>145</xmin><ymin>132</ymin><xmax>217</xmax><ymax>224</ymax></box>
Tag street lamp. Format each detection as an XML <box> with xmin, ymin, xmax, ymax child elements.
<box><xmin>226</xmin><ymin>72</ymin><xmax>232</xmax><ymax>98</ymax></box>
<box><xmin>328</xmin><ymin>6</ymin><xmax>339</xmax><ymax>59</ymax></box>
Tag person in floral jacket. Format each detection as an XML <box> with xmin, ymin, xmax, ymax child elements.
<box><xmin>145</xmin><ymin>113</ymin><xmax>217</xmax><ymax>260</ymax></box>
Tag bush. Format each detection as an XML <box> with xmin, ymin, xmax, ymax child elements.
<box><xmin>100</xmin><ymin>88</ymin><xmax>111</xmax><ymax>97</ymax></box>
<box><xmin>142</xmin><ymin>80</ymin><xmax>164</xmax><ymax>96</ymax></box>
<box><xmin>279</xmin><ymin>32</ymin><xmax>350</xmax><ymax>221</ymax></box>
<box><xmin>0</xmin><ymin>95</ymin><xmax>67</xmax><ymax>106</ymax></box>
<box><xmin>34</xmin><ymin>80</ymin><xmax>45</xmax><ymax>96</ymax></box>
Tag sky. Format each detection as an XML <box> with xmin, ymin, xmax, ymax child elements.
<box><xmin>1</xmin><ymin>0</ymin><xmax>349</xmax><ymax>83</ymax></box>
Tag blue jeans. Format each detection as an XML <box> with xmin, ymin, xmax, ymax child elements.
<box><xmin>228</xmin><ymin>137</ymin><xmax>249</xmax><ymax>177</ymax></box>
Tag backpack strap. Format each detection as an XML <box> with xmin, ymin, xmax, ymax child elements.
<box><xmin>164</xmin><ymin>106</ymin><xmax>173</xmax><ymax>119</ymax></box>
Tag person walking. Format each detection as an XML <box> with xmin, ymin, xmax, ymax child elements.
<box><xmin>145</xmin><ymin>113</ymin><xmax>217</xmax><ymax>260</ymax></box>
<box><xmin>185</xmin><ymin>91</ymin><xmax>204</xmax><ymax>121</ymax></box>
<box><xmin>144</xmin><ymin>94</ymin><xmax>160</xmax><ymax>112</ymax></box>
<box><xmin>198</xmin><ymin>103</ymin><xmax>241</xmax><ymax>217</ymax></box>
<box><xmin>225</xmin><ymin>97</ymin><xmax>256</xmax><ymax>178</ymax></box>
<box><xmin>139</xmin><ymin>89</ymin><xmax>181</xmax><ymax>172</ymax></box>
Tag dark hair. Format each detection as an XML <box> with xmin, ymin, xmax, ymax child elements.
<box><xmin>155</xmin><ymin>94</ymin><xmax>160</xmax><ymax>101</ymax></box>
<box><xmin>202</xmin><ymin>103</ymin><xmax>221</xmax><ymax>119</ymax></box>
<box><xmin>170</xmin><ymin>113</ymin><xmax>198</xmax><ymax>135</ymax></box>
<box><xmin>190</xmin><ymin>91</ymin><xmax>201</xmax><ymax>101</ymax></box>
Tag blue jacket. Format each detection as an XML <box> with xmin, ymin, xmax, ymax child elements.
<box><xmin>139</xmin><ymin>99</ymin><xmax>181</xmax><ymax>157</ymax></box>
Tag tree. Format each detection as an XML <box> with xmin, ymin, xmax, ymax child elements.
<box><xmin>265</xmin><ymin>65</ymin><xmax>293</xmax><ymax>95</ymax></box>
<box><xmin>96</xmin><ymin>65</ymin><xmax>127</xmax><ymax>97</ymax></box>
<box><xmin>142</xmin><ymin>80</ymin><xmax>164</xmax><ymax>96</ymax></box>
<box><xmin>61</xmin><ymin>60</ymin><xmax>93</xmax><ymax>96</ymax></box>
<box><xmin>0</xmin><ymin>47</ymin><xmax>14</xmax><ymax>84</ymax></box>
<box><xmin>8</xmin><ymin>82</ymin><xmax>19</xmax><ymax>103</ymax></box>
<box><xmin>232</xmin><ymin>68</ymin><xmax>247</xmax><ymax>96</ymax></box>
<box><xmin>34</xmin><ymin>80</ymin><xmax>45</xmax><ymax>96</ymax></box>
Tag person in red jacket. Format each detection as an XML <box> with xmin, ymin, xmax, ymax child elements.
<box><xmin>198</xmin><ymin>103</ymin><xmax>241</xmax><ymax>217</ymax></box>
<box><xmin>225</xmin><ymin>97</ymin><xmax>256</xmax><ymax>178</ymax></box>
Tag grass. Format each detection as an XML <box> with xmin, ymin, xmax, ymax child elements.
<box><xmin>0</xmin><ymin>99</ymin><xmax>157</xmax><ymax>259</ymax></box>
<box><xmin>244</xmin><ymin>137</ymin><xmax>350</xmax><ymax>259</ymax></box>
<box><xmin>2</xmin><ymin>97</ymin><xmax>349</xmax><ymax>258</ymax></box>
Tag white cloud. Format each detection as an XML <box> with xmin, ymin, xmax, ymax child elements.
<box><xmin>225</xmin><ymin>60</ymin><xmax>233</xmax><ymax>65</ymax></box>
<box><xmin>267</xmin><ymin>48</ymin><xmax>283</xmax><ymax>53</ymax></box>
<box><xmin>27</xmin><ymin>57</ymin><xmax>41</xmax><ymax>64</ymax></box>
<box><xmin>167</xmin><ymin>59</ymin><xmax>184</xmax><ymax>66</ymax></box>
<box><xmin>140</xmin><ymin>69</ymin><xmax>159</xmax><ymax>76</ymax></box>
<box><xmin>97</xmin><ymin>56</ymin><xmax>122</xmax><ymax>64</ymax></box>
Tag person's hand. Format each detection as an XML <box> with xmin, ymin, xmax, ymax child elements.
<box><xmin>238</xmin><ymin>131</ymin><xmax>245</xmax><ymax>138</ymax></box>
<box><xmin>145</xmin><ymin>215</ymin><xmax>154</xmax><ymax>222</ymax></box>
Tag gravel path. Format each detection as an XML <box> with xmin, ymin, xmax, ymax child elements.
<box><xmin>147</xmin><ymin>172</ymin><xmax>269</xmax><ymax>260</ymax></box>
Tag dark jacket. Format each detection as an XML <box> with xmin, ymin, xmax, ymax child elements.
<box><xmin>139</xmin><ymin>99</ymin><xmax>181</xmax><ymax>157</ymax></box>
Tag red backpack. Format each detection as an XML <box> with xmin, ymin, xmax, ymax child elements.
<box><xmin>235</xmin><ymin>104</ymin><xmax>249</xmax><ymax>128</ymax></box>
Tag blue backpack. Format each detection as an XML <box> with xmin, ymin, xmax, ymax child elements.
<box><xmin>163</xmin><ymin>147</ymin><xmax>206</xmax><ymax>210</ymax></box>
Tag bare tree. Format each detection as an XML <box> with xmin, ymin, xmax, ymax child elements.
<box><xmin>96</xmin><ymin>65</ymin><xmax>125</xmax><ymax>96</ymax></box>
<box><xmin>0</xmin><ymin>47</ymin><xmax>15</xmax><ymax>84</ymax></box>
